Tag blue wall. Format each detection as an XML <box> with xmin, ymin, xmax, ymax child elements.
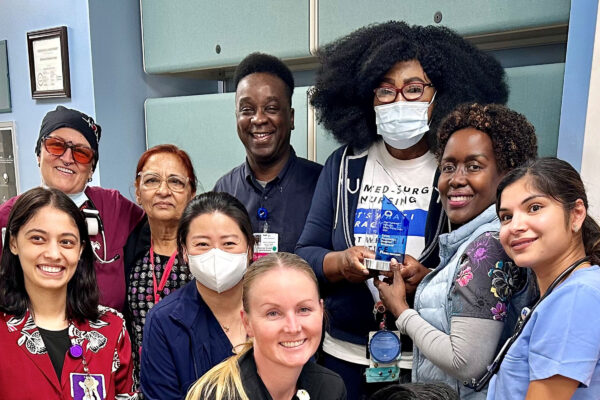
<box><xmin>0</xmin><ymin>0</ymin><xmax>96</xmax><ymax>191</ymax></box>
<box><xmin>88</xmin><ymin>0</ymin><xmax>215</xmax><ymax>197</ymax></box>
<box><xmin>0</xmin><ymin>0</ymin><xmax>216</xmax><ymax>197</ymax></box>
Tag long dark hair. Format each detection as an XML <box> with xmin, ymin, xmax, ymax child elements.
<box><xmin>0</xmin><ymin>187</ymin><xmax>100</xmax><ymax>321</ymax></box>
<box><xmin>496</xmin><ymin>157</ymin><xmax>600</xmax><ymax>265</ymax></box>
<box><xmin>177</xmin><ymin>192</ymin><xmax>254</xmax><ymax>257</ymax></box>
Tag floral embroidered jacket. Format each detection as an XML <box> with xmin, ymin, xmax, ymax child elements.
<box><xmin>0</xmin><ymin>306</ymin><xmax>137</xmax><ymax>400</ymax></box>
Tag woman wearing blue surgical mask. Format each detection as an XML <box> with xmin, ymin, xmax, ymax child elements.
<box><xmin>296</xmin><ymin>22</ymin><xmax>508</xmax><ymax>400</ymax></box>
<box><xmin>140</xmin><ymin>192</ymin><xmax>254</xmax><ymax>400</ymax></box>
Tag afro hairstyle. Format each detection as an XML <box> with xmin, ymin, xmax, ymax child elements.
<box><xmin>310</xmin><ymin>21</ymin><xmax>509</xmax><ymax>151</ymax></box>
<box><xmin>233</xmin><ymin>52</ymin><xmax>295</xmax><ymax>102</ymax></box>
<box><xmin>436</xmin><ymin>103</ymin><xmax>538</xmax><ymax>172</ymax></box>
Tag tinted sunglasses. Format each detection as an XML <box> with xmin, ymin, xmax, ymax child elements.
<box><xmin>43</xmin><ymin>136</ymin><xmax>95</xmax><ymax>164</ymax></box>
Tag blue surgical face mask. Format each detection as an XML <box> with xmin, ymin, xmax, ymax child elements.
<box><xmin>374</xmin><ymin>92</ymin><xmax>436</xmax><ymax>150</ymax></box>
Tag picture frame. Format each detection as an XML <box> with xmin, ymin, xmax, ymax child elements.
<box><xmin>0</xmin><ymin>40</ymin><xmax>11</xmax><ymax>112</ymax></box>
<box><xmin>27</xmin><ymin>26</ymin><xmax>71</xmax><ymax>99</ymax></box>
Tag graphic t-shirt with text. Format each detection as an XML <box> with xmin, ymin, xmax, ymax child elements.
<box><xmin>354</xmin><ymin>140</ymin><xmax>437</xmax><ymax>259</ymax></box>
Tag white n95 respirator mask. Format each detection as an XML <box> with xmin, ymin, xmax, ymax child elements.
<box><xmin>188</xmin><ymin>248</ymin><xmax>248</xmax><ymax>293</ymax></box>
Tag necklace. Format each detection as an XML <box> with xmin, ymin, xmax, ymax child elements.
<box><xmin>222</xmin><ymin>324</ymin><xmax>230</xmax><ymax>333</ymax></box>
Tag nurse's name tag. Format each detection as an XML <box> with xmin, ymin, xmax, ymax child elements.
<box><xmin>253</xmin><ymin>233</ymin><xmax>278</xmax><ymax>261</ymax></box>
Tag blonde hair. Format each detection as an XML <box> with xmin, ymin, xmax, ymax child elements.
<box><xmin>185</xmin><ymin>342</ymin><xmax>252</xmax><ymax>400</ymax></box>
<box><xmin>185</xmin><ymin>253</ymin><xmax>319</xmax><ymax>400</ymax></box>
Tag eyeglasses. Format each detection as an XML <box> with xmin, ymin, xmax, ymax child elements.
<box><xmin>137</xmin><ymin>172</ymin><xmax>189</xmax><ymax>192</ymax></box>
<box><xmin>374</xmin><ymin>82</ymin><xmax>434</xmax><ymax>103</ymax></box>
<box><xmin>43</xmin><ymin>136</ymin><xmax>95</xmax><ymax>164</ymax></box>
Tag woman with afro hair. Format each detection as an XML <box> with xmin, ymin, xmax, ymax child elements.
<box><xmin>295</xmin><ymin>21</ymin><xmax>509</xmax><ymax>399</ymax></box>
<box><xmin>376</xmin><ymin>103</ymin><xmax>538</xmax><ymax>398</ymax></box>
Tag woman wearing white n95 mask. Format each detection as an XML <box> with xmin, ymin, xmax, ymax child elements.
<box><xmin>140</xmin><ymin>192</ymin><xmax>254</xmax><ymax>400</ymax></box>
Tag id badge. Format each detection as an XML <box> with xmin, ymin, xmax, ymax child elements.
<box><xmin>253</xmin><ymin>233</ymin><xmax>278</xmax><ymax>261</ymax></box>
<box><xmin>366</xmin><ymin>330</ymin><xmax>401</xmax><ymax>383</ymax></box>
<box><xmin>70</xmin><ymin>373</ymin><xmax>106</xmax><ymax>400</ymax></box>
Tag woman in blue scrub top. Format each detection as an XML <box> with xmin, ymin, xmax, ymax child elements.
<box><xmin>140</xmin><ymin>192</ymin><xmax>254</xmax><ymax>400</ymax></box>
<box><xmin>488</xmin><ymin>157</ymin><xmax>600</xmax><ymax>400</ymax></box>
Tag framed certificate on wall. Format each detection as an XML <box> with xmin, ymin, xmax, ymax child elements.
<box><xmin>27</xmin><ymin>26</ymin><xmax>71</xmax><ymax>99</ymax></box>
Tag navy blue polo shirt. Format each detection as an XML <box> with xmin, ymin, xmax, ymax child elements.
<box><xmin>214</xmin><ymin>147</ymin><xmax>322</xmax><ymax>253</ymax></box>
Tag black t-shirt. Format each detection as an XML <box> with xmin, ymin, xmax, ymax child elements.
<box><xmin>38</xmin><ymin>326</ymin><xmax>70</xmax><ymax>381</ymax></box>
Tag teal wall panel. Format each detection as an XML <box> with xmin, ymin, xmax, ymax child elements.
<box><xmin>141</xmin><ymin>0</ymin><xmax>310</xmax><ymax>74</ymax></box>
<box><xmin>505</xmin><ymin>63</ymin><xmax>564</xmax><ymax>157</ymax></box>
<box><xmin>145</xmin><ymin>87</ymin><xmax>310</xmax><ymax>190</ymax></box>
<box><xmin>316</xmin><ymin>123</ymin><xmax>342</xmax><ymax>165</ymax></box>
<box><xmin>314</xmin><ymin>63</ymin><xmax>565</xmax><ymax>164</ymax></box>
<box><xmin>318</xmin><ymin>1</ymin><xmax>570</xmax><ymax>45</ymax></box>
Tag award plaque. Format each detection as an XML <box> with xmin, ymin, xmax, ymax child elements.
<box><xmin>364</xmin><ymin>196</ymin><xmax>409</xmax><ymax>271</ymax></box>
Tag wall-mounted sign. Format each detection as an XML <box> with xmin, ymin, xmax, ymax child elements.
<box><xmin>27</xmin><ymin>26</ymin><xmax>71</xmax><ymax>99</ymax></box>
<box><xmin>0</xmin><ymin>40</ymin><xmax>10</xmax><ymax>112</ymax></box>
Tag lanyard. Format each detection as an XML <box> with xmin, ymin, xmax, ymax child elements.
<box><xmin>149</xmin><ymin>242</ymin><xmax>178</xmax><ymax>304</ymax></box>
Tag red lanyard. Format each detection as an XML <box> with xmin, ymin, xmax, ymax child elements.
<box><xmin>149</xmin><ymin>243</ymin><xmax>178</xmax><ymax>304</ymax></box>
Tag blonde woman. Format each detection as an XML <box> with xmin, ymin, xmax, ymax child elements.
<box><xmin>186</xmin><ymin>253</ymin><xmax>346</xmax><ymax>400</ymax></box>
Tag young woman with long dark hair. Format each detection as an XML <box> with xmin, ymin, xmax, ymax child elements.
<box><xmin>487</xmin><ymin>158</ymin><xmax>600</xmax><ymax>399</ymax></box>
<box><xmin>0</xmin><ymin>187</ymin><xmax>136</xmax><ymax>399</ymax></box>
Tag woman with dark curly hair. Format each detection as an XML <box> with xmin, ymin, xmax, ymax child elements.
<box><xmin>376</xmin><ymin>103</ymin><xmax>538</xmax><ymax>398</ymax></box>
<box><xmin>296</xmin><ymin>21</ymin><xmax>508</xmax><ymax>399</ymax></box>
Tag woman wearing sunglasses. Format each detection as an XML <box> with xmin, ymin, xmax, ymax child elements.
<box><xmin>295</xmin><ymin>22</ymin><xmax>508</xmax><ymax>399</ymax></box>
<box><xmin>0</xmin><ymin>106</ymin><xmax>144</xmax><ymax>312</ymax></box>
<box><xmin>126</xmin><ymin>144</ymin><xmax>197</xmax><ymax>385</ymax></box>
<box><xmin>486</xmin><ymin>158</ymin><xmax>600</xmax><ymax>400</ymax></box>
<box><xmin>375</xmin><ymin>103</ymin><xmax>538</xmax><ymax>399</ymax></box>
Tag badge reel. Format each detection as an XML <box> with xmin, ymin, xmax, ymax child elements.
<box><xmin>366</xmin><ymin>302</ymin><xmax>402</xmax><ymax>383</ymax></box>
<box><xmin>364</xmin><ymin>196</ymin><xmax>408</xmax><ymax>383</ymax></box>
